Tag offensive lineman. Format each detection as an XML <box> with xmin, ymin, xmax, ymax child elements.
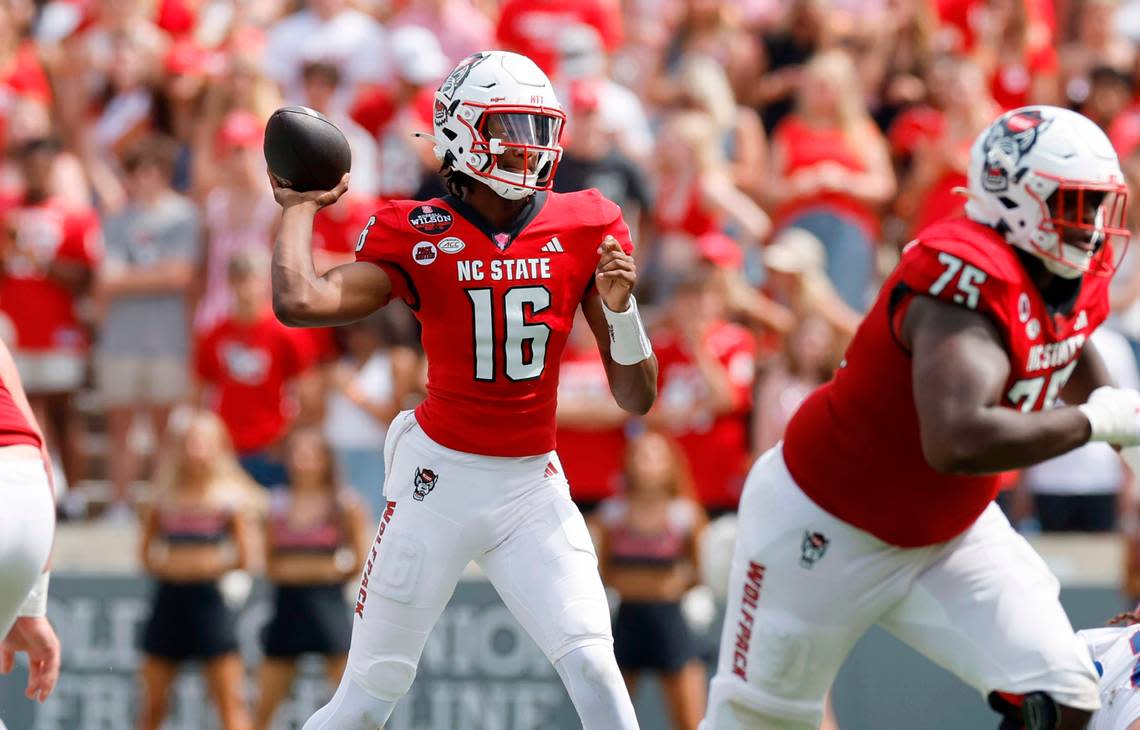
<box><xmin>0</xmin><ymin>336</ymin><xmax>61</xmax><ymax>722</ymax></box>
<box><xmin>270</xmin><ymin>52</ymin><xmax>656</xmax><ymax>729</ymax></box>
<box><xmin>703</xmin><ymin>105</ymin><xmax>1140</xmax><ymax>730</ymax></box>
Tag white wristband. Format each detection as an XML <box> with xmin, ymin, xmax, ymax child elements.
<box><xmin>1079</xmin><ymin>386</ymin><xmax>1140</xmax><ymax>445</ymax></box>
<box><xmin>18</xmin><ymin>572</ymin><xmax>49</xmax><ymax>617</ymax></box>
<box><xmin>602</xmin><ymin>295</ymin><xmax>653</xmax><ymax>365</ymax></box>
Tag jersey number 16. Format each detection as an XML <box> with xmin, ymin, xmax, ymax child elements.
<box><xmin>466</xmin><ymin>286</ymin><xmax>552</xmax><ymax>382</ymax></box>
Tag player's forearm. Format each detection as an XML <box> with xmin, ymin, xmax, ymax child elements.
<box><xmin>921</xmin><ymin>405</ymin><xmax>1092</xmax><ymax>475</ymax></box>
<box><xmin>605</xmin><ymin>356</ymin><xmax>658</xmax><ymax>415</ymax></box>
<box><xmin>272</xmin><ymin>203</ymin><xmax>333</xmax><ymax>326</ymax></box>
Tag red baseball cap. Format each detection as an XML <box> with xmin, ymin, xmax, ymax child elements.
<box><xmin>697</xmin><ymin>231</ymin><xmax>744</xmax><ymax>269</ymax></box>
<box><xmin>216</xmin><ymin>110</ymin><xmax>262</xmax><ymax>150</ymax></box>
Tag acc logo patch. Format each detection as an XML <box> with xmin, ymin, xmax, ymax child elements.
<box><xmin>413</xmin><ymin>467</ymin><xmax>439</xmax><ymax>501</ymax></box>
<box><xmin>412</xmin><ymin>241</ymin><xmax>438</xmax><ymax>266</ymax></box>
<box><xmin>438</xmin><ymin>237</ymin><xmax>465</xmax><ymax>254</ymax></box>
<box><xmin>408</xmin><ymin>205</ymin><xmax>453</xmax><ymax>235</ymax></box>
<box><xmin>1026</xmin><ymin>318</ymin><xmax>1041</xmax><ymax>340</ymax></box>
<box><xmin>1018</xmin><ymin>293</ymin><xmax>1031</xmax><ymax>323</ymax></box>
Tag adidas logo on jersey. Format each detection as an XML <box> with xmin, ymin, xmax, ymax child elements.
<box><xmin>541</xmin><ymin>237</ymin><xmax>564</xmax><ymax>253</ymax></box>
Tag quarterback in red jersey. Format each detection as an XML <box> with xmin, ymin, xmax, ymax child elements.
<box><xmin>0</xmin><ymin>337</ymin><xmax>60</xmax><ymax>715</ymax></box>
<box><xmin>271</xmin><ymin>51</ymin><xmax>656</xmax><ymax>730</ymax></box>
<box><xmin>703</xmin><ymin>106</ymin><xmax>1139</xmax><ymax>730</ymax></box>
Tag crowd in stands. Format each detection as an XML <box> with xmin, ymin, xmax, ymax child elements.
<box><xmin>6</xmin><ymin>0</ymin><xmax>1140</xmax><ymax>726</ymax></box>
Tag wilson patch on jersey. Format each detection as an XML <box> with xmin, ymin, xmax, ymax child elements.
<box><xmin>408</xmin><ymin>205</ymin><xmax>453</xmax><ymax>235</ymax></box>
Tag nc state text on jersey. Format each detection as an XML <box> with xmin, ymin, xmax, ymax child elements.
<box><xmin>1025</xmin><ymin>332</ymin><xmax>1086</xmax><ymax>372</ymax></box>
<box><xmin>456</xmin><ymin>258</ymin><xmax>553</xmax><ymax>282</ymax></box>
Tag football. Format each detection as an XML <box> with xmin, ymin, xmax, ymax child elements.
<box><xmin>263</xmin><ymin>106</ymin><xmax>352</xmax><ymax>193</ymax></box>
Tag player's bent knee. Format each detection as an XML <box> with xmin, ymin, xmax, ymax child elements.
<box><xmin>703</xmin><ymin>676</ymin><xmax>822</xmax><ymax>730</ymax></box>
<box><xmin>358</xmin><ymin>656</ymin><xmax>418</xmax><ymax>702</ymax></box>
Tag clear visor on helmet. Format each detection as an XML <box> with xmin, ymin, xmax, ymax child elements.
<box><xmin>482</xmin><ymin>113</ymin><xmax>562</xmax><ymax>148</ymax></box>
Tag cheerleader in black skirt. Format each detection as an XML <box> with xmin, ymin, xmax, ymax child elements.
<box><xmin>137</xmin><ymin>410</ymin><xmax>260</xmax><ymax>730</ymax></box>
<box><xmin>254</xmin><ymin>426</ymin><xmax>369</xmax><ymax>730</ymax></box>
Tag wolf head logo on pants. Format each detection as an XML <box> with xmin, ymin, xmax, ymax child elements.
<box><xmin>413</xmin><ymin>468</ymin><xmax>439</xmax><ymax>501</ymax></box>
<box><xmin>800</xmin><ymin>531</ymin><xmax>829</xmax><ymax>568</ymax></box>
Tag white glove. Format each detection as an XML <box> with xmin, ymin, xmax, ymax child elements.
<box><xmin>1079</xmin><ymin>386</ymin><xmax>1140</xmax><ymax>446</ymax></box>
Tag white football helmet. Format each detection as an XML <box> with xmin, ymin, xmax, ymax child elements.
<box><xmin>431</xmin><ymin>51</ymin><xmax>565</xmax><ymax>201</ymax></box>
<box><xmin>964</xmin><ymin>105</ymin><xmax>1130</xmax><ymax>279</ymax></box>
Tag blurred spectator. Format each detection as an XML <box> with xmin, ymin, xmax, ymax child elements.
<box><xmin>96</xmin><ymin>135</ymin><xmax>200</xmax><ymax>519</ymax></box>
<box><xmin>1080</xmin><ymin>66</ymin><xmax>1134</xmax><ymax>131</ymax></box>
<box><xmin>324</xmin><ymin>315</ymin><xmax>420</xmax><ymax>518</ymax></box>
<box><xmin>649</xmin><ymin>273</ymin><xmax>756</xmax><ymax>516</ymax></box>
<box><xmin>194</xmin><ymin>251</ymin><xmax>319</xmax><ymax>488</ymax></box>
<box><xmin>861</xmin><ymin>0</ymin><xmax>939</xmax><ymax>130</ymax></box>
<box><xmin>654</xmin><ymin>0</ymin><xmax>761</xmax><ymax>106</ymax></box>
<box><xmin>695</xmin><ymin>232</ymin><xmax>796</xmax><ymax>347</ymax></box>
<box><xmin>262</xmin><ymin>0</ymin><xmax>387</xmax><ymax>113</ymax></box>
<box><xmin>0</xmin><ymin>0</ymin><xmax>52</xmax><ymax>139</ymax></box>
<box><xmin>389</xmin><ymin>0</ymin><xmax>495</xmax><ymax>64</ymax></box>
<box><xmin>495</xmin><ymin>0</ymin><xmax>624</xmax><ymax>75</ymax></box>
<box><xmin>649</xmin><ymin>111</ymin><xmax>770</xmax><ymax>300</ymax></box>
<box><xmin>255</xmin><ymin>426</ymin><xmax>368</xmax><ymax>730</ymax></box>
<box><xmin>970</xmin><ymin>0</ymin><xmax>1060</xmax><ymax>109</ymax></box>
<box><xmin>84</xmin><ymin>22</ymin><xmax>168</xmax><ymax>214</ymax></box>
<box><xmin>754</xmin><ymin>0</ymin><xmax>826</xmax><ymax>130</ymax></box>
<box><xmin>1059</xmin><ymin>0</ymin><xmax>1134</xmax><ymax>109</ymax></box>
<box><xmin>349</xmin><ymin>25</ymin><xmax>448</xmax><ymax>201</ymax></box>
<box><xmin>762</xmin><ymin>228</ymin><xmax>862</xmax><ymax>340</ymax></box>
<box><xmin>892</xmin><ymin>55</ymin><xmax>998</xmax><ymax>236</ymax></box>
<box><xmin>672</xmin><ymin>54</ymin><xmax>769</xmax><ymax>201</ymax></box>
<box><xmin>557</xmin><ymin>310</ymin><xmax>631</xmax><ymax>515</ymax></box>
<box><xmin>195</xmin><ymin>110</ymin><xmax>279</xmax><ymax>333</ymax></box>
<box><xmin>1014</xmin><ymin>327</ymin><xmax>1140</xmax><ymax>532</ymax></box>
<box><xmin>0</xmin><ymin>137</ymin><xmax>102</xmax><ymax>488</ymax></box>
<box><xmin>298</xmin><ymin>60</ymin><xmax>380</xmax><ymax>197</ymax></box>
<box><xmin>591</xmin><ymin>430</ymin><xmax>708</xmax><ymax>730</ymax></box>
<box><xmin>137</xmin><ymin>408</ymin><xmax>259</xmax><ymax>730</ymax></box>
<box><xmin>751</xmin><ymin>314</ymin><xmax>838</xmax><ymax>456</ymax></box>
<box><xmin>158</xmin><ymin>39</ymin><xmax>218</xmax><ymax>191</ymax></box>
<box><xmin>768</xmin><ymin>50</ymin><xmax>896</xmax><ymax>310</ymax></box>
<box><xmin>554</xmin><ymin>80</ymin><xmax>653</xmax><ymax>242</ymax></box>
<box><xmin>555</xmin><ymin>24</ymin><xmax>654</xmax><ymax>161</ymax></box>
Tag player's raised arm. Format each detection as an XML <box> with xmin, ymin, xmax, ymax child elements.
<box><xmin>582</xmin><ymin>235</ymin><xmax>657</xmax><ymax>415</ymax></box>
<box><xmin>269</xmin><ymin>173</ymin><xmax>392</xmax><ymax>327</ymax></box>
<box><xmin>904</xmin><ymin>296</ymin><xmax>1137</xmax><ymax>474</ymax></box>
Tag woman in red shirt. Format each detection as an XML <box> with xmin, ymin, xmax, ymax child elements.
<box><xmin>893</xmin><ymin>56</ymin><xmax>999</xmax><ymax>235</ymax></box>
<box><xmin>652</xmin><ymin>111</ymin><xmax>770</xmax><ymax>298</ymax></box>
<box><xmin>768</xmin><ymin>50</ymin><xmax>896</xmax><ymax>310</ymax></box>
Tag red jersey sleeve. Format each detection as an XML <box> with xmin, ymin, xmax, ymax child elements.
<box><xmin>578</xmin><ymin>189</ymin><xmax>634</xmax><ymax>299</ymax></box>
<box><xmin>353</xmin><ymin>201</ymin><xmax>419</xmax><ymax>309</ymax></box>
<box><xmin>889</xmin><ymin>234</ymin><xmax>1018</xmax><ymax>343</ymax></box>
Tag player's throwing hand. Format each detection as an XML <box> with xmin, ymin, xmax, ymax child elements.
<box><xmin>0</xmin><ymin>616</ymin><xmax>60</xmax><ymax>703</ymax></box>
<box><xmin>596</xmin><ymin>235</ymin><xmax>636</xmax><ymax>312</ymax></box>
<box><xmin>268</xmin><ymin>171</ymin><xmax>350</xmax><ymax>211</ymax></box>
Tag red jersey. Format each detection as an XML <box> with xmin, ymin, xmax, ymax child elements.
<box><xmin>772</xmin><ymin>116</ymin><xmax>880</xmax><ymax>238</ymax></box>
<box><xmin>556</xmin><ymin>340</ymin><xmax>626</xmax><ymax>504</ymax></box>
<box><xmin>654</xmin><ymin>322</ymin><xmax>756</xmax><ymax>512</ymax></box>
<box><xmin>783</xmin><ymin>218</ymin><xmax>1111</xmax><ymax>547</ymax></box>
<box><xmin>0</xmin><ymin>376</ymin><xmax>39</xmax><ymax>448</ymax></box>
<box><xmin>195</xmin><ymin>311</ymin><xmax>317</xmax><ymax>453</ymax></box>
<box><xmin>354</xmin><ymin>190</ymin><xmax>632</xmax><ymax>457</ymax></box>
<box><xmin>0</xmin><ymin>197</ymin><xmax>101</xmax><ymax>352</ymax></box>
